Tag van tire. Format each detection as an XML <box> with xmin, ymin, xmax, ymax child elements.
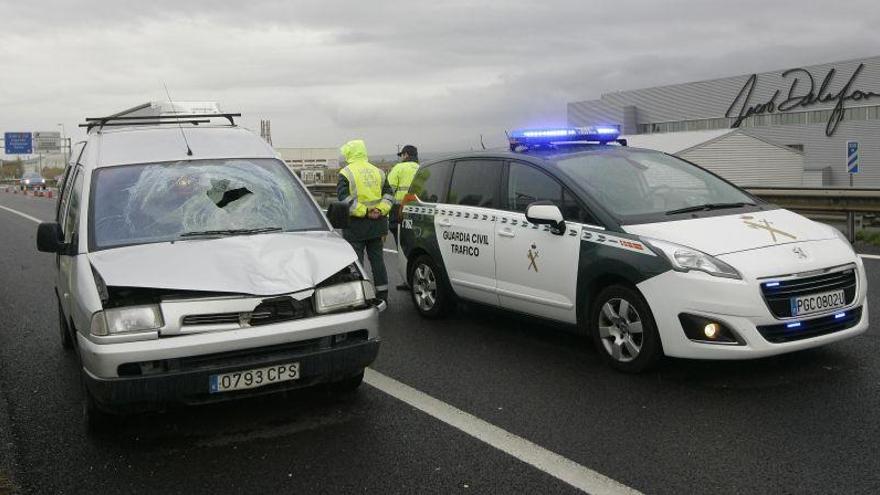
<box><xmin>589</xmin><ymin>284</ymin><xmax>663</xmax><ymax>373</ymax></box>
<box><xmin>409</xmin><ymin>255</ymin><xmax>453</xmax><ymax>319</ymax></box>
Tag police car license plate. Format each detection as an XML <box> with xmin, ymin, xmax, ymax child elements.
<box><xmin>790</xmin><ymin>290</ymin><xmax>846</xmax><ymax>317</ymax></box>
<box><xmin>209</xmin><ymin>362</ymin><xmax>300</xmax><ymax>394</ymax></box>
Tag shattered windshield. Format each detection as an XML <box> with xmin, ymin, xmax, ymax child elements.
<box><xmin>90</xmin><ymin>158</ymin><xmax>326</xmax><ymax>249</ymax></box>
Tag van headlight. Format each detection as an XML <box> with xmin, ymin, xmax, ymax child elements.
<box><xmin>314</xmin><ymin>281</ymin><xmax>373</xmax><ymax>314</ymax></box>
<box><xmin>90</xmin><ymin>305</ymin><xmax>164</xmax><ymax>336</ymax></box>
<box><xmin>643</xmin><ymin>238</ymin><xmax>741</xmax><ymax>280</ymax></box>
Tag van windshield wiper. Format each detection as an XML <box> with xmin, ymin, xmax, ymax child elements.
<box><xmin>665</xmin><ymin>202</ymin><xmax>756</xmax><ymax>215</ymax></box>
<box><xmin>179</xmin><ymin>227</ymin><xmax>282</xmax><ymax>238</ymax></box>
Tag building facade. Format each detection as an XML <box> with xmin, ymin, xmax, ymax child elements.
<box><xmin>275</xmin><ymin>147</ymin><xmax>339</xmax><ymax>184</ymax></box>
<box><xmin>568</xmin><ymin>56</ymin><xmax>880</xmax><ymax>187</ymax></box>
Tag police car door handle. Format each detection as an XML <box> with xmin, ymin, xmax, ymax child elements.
<box><xmin>438</xmin><ymin>218</ymin><xmax>452</xmax><ymax>228</ymax></box>
<box><xmin>498</xmin><ymin>228</ymin><xmax>515</xmax><ymax>238</ymax></box>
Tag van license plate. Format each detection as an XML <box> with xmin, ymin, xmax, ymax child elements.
<box><xmin>790</xmin><ymin>290</ymin><xmax>846</xmax><ymax>317</ymax></box>
<box><xmin>209</xmin><ymin>362</ymin><xmax>300</xmax><ymax>394</ymax></box>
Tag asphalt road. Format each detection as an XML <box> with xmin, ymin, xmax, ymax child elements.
<box><xmin>1</xmin><ymin>191</ymin><xmax>879</xmax><ymax>494</ymax></box>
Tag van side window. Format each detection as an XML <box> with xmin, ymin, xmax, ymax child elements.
<box><xmin>62</xmin><ymin>170</ymin><xmax>84</xmax><ymax>244</ymax></box>
<box><xmin>409</xmin><ymin>160</ymin><xmax>452</xmax><ymax>203</ymax></box>
<box><xmin>448</xmin><ymin>160</ymin><xmax>501</xmax><ymax>208</ymax></box>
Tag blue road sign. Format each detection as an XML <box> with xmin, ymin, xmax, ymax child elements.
<box><xmin>847</xmin><ymin>140</ymin><xmax>860</xmax><ymax>174</ymax></box>
<box><xmin>3</xmin><ymin>132</ymin><xmax>33</xmax><ymax>154</ymax></box>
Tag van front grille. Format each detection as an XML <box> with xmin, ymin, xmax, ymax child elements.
<box><xmin>760</xmin><ymin>266</ymin><xmax>857</xmax><ymax>318</ymax></box>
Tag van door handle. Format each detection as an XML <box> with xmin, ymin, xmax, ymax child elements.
<box><xmin>498</xmin><ymin>228</ymin><xmax>515</xmax><ymax>238</ymax></box>
<box><xmin>438</xmin><ymin>219</ymin><xmax>452</xmax><ymax>228</ymax></box>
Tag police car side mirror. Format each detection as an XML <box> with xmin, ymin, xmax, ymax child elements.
<box><xmin>36</xmin><ymin>222</ymin><xmax>64</xmax><ymax>253</ymax></box>
<box><xmin>525</xmin><ymin>202</ymin><xmax>565</xmax><ymax>235</ymax></box>
<box><xmin>327</xmin><ymin>202</ymin><xmax>351</xmax><ymax>230</ymax></box>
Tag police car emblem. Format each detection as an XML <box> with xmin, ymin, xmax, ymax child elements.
<box><xmin>741</xmin><ymin>215</ymin><xmax>796</xmax><ymax>243</ymax></box>
<box><xmin>527</xmin><ymin>244</ymin><xmax>539</xmax><ymax>272</ymax></box>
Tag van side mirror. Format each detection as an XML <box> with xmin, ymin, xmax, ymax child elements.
<box><xmin>36</xmin><ymin>222</ymin><xmax>64</xmax><ymax>253</ymax></box>
<box><xmin>525</xmin><ymin>201</ymin><xmax>566</xmax><ymax>235</ymax></box>
<box><xmin>326</xmin><ymin>202</ymin><xmax>351</xmax><ymax>230</ymax></box>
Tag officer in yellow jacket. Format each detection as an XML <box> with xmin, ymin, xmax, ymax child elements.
<box><xmin>387</xmin><ymin>144</ymin><xmax>420</xmax><ymax>290</ymax></box>
<box><xmin>337</xmin><ymin>139</ymin><xmax>394</xmax><ymax>301</ymax></box>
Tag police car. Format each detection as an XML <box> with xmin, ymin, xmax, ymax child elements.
<box><xmin>397</xmin><ymin>126</ymin><xmax>867</xmax><ymax>372</ymax></box>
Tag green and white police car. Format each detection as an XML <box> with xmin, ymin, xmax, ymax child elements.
<box><xmin>397</xmin><ymin>126</ymin><xmax>867</xmax><ymax>372</ymax></box>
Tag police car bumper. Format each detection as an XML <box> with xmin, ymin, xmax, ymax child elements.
<box><xmin>637</xmin><ymin>264</ymin><xmax>868</xmax><ymax>360</ymax></box>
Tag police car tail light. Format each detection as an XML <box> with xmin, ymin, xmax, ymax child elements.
<box><xmin>643</xmin><ymin>238</ymin><xmax>741</xmax><ymax>280</ymax></box>
<box><xmin>508</xmin><ymin>125</ymin><xmax>621</xmax><ymax>150</ymax></box>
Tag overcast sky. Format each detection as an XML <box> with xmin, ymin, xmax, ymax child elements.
<box><xmin>1</xmin><ymin>0</ymin><xmax>879</xmax><ymax>158</ymax></box>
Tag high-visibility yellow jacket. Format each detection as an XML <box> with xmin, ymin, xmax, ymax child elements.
<box><xmin>337</xmin><ymin>139</ymin><xmax>393</xmax><ymax>218</ymax></box>
<box><xmin>387</xmin><ymin>161</ymin><xmax>420</xmax><ymax>202</ymax></box>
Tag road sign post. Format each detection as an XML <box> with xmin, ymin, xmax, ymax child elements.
<box><xmin>3</xmin><ymin>133</ymin><xmax>33</xmax><ymax>154</ymax></box>
<box><xmin>846</xmin><ymin>140</ymin><xmax>859</xmax><ymax>187</ymax></box>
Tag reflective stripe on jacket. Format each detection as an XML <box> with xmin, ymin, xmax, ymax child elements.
<box><xmin>388</xmin><ymin>161</ymin><xmax>420</xmax><ymax>202</ymax></box>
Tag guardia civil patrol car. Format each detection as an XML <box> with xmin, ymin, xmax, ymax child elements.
<box><xmin>397</xmin><ymin>126</ymin><xmax>867</xmax><ymax>372</ymax></box>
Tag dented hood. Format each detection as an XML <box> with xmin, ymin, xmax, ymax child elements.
<box><xmin>88</xmin><ymin>231</ymin><xmax>358</xmax><ymax>296</ymax></box>
<box><xmin>622</xmin><ymin>208</ymin><xmax>838</xmax><ymax>256</ymax></box>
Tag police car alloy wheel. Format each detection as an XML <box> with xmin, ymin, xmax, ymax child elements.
<box><xmin>591</xmin><ymin>285</ymin><xmax>662</xmax><ymax>373</ymax></box>
<box><xmin>409</xmin><ymin>255</ymin><xmax>452</xmax><ymax>318</ymax></box>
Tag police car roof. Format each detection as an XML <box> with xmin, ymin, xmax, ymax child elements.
<box><xmin>79</xmin><ymin>125</ymin><xmax>278</xmax><ymax>169</ymax></box>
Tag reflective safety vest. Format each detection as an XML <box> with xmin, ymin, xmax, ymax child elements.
<box><xmin>388</xmin><ymin>161</ymin><xmax>420</xmax><ymax>202</ymax></box>
<box><xmin>339</xmin><ymin>161</ymin><xmax>393</xmax><ymax>218</ymax></box>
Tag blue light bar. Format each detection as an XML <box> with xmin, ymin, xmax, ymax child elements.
<box><xmin>786</xmin><ymin>322</ymin><xmax>801</xmax><ymax>329</ymax></box>
<box><xmin>764</xmin><ymin>282</ymin><xmax>780</xmax><ymax>288</ymax></box>
<box><xmin>509</xmin><ymin>125</ymin><xmax>621</xmax><ymax>148</ymax></box>
<box><xmin>834</xmin><ymin>312</ymin><xmax>846</xmax><ymax>319</ymax></box>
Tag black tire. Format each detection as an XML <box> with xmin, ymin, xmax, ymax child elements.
<box><xmin>81</xmin><ymin>376</ymin><xmax>120</xmax><ymax>433</ymax></box>
<box><xmin>331</xmin><ymin>369</ymin><xmax>364</xmax><ymax>394</ymax></box>
<box><xmin>58</xmin><ymin>298</ymin><xmax>73</xmax><ymax>350</ymax></box>
<box><xmin>589</xmin><ymin>284</ymin><xmax>663</xmax><ymax>373</ymax></box>
<box><xmin>408</xmin><ymin>255</ymin><xmax>453</xmax><ymax>319</ymax></box>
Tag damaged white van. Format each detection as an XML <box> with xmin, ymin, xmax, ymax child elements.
<box><xmin>37</xmin><ymin>103</ymin><xmax>382</xmax><ymax>422</ymax></box>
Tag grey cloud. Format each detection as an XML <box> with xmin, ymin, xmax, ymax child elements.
<box><xmin>1</xmin><ymin>0</ymin><xmax>879</xmax><ymax>155</ymax></box>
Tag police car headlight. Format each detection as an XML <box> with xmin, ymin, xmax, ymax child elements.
<box><xmin>643</xmin><ymin>238</ymin><xmax>741</xmax><ymax>280</ymax></box>
<box><xmin>314</xmin><ymin>281</ymin><xmax>369</xmax><ymax>314</ymax></box>
<box><xmin>90</xmin><ymin>305</ymin><xmax>164</xmax><ymax>336</ymax></box>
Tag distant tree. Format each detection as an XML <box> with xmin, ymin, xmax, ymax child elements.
<box><xmin>41</xmin><ymin>166</ymin><xmax>65</xmax><ymax>179</ymax></box>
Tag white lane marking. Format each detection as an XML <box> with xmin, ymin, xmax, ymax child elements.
<box><xmin>0</xmin><ymin>205</ymin><xmax>44</xmax><ymax>224</ymax></box>
<box><xmin>858</xmin><ymin>253</ymin><xmax>880</xmax><ymax>260</ymax></box>
<box><xmin>383</xmin><ymin>248</ymin><xmax>398</xmax><ymax>254</ymax></box>
<box><xmin>364</xmin><ymin>368</ymin><xmax>641</xmax><ymax>495</ymax></box>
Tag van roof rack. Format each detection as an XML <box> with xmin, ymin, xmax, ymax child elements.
<box><xmin>79</xmin><ymin>112</ymin><xmax>241</xmax><ymax>132</ymax></box>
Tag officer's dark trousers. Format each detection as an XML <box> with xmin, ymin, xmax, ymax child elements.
<box><xmin>349</xmin><ymin>237</ymin><xmax>389</xmax><ymax>293</ymax></box>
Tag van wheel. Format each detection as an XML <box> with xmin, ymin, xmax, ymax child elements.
<box><xmin>409</xmin><ymin>255</ymin><xmax>452</xmax><ymax>319</ymax></box>
<box><xmin>332</xmin><ymin>369</ymin><xmax>364</xmax><ymax>394</ymax></box>
<box><xmin>590</xmin><ymin>285</ymin><xmax>662</xmax><ymax>373</ymax></box>
<box><xmin>58</xmin><ymin>298</ymin><xmax>73</xmax><ymax>350</ymax></box>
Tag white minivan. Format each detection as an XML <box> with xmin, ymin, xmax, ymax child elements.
<box><xmin>38</xmin><ymin>104</ymin><xmax>382</xmax><ymax>423</ymax></box>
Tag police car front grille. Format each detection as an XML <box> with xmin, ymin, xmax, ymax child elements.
<box><xmin>757</xmin><ymin>306</ymin><xmax>862</xmax><ymax>343</ymax></box>
<box><xmin>760</xmin><ymin>266</ymin><xmax>857</xmax><ymax>318</ymax></box>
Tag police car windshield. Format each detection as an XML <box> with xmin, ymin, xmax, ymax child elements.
<box><xmin>90</xmin><ymin>158</ymin><xmax>326</xmax><ymax>250</ymax></box>
<box><xmin>554</xmin><ymin>149</ymin><xmax>757</xmax><ymax>223</ymax></box>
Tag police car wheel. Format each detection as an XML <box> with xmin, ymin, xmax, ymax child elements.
<box><xmin>409</xmin><ymin>255</ymin><xmax>451</xmax><ymax>318</ymax></box>
<box><xmin>590</xmin><ymin>285</ymin><xmax>662</xmax><ymax>373</ymax></box>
